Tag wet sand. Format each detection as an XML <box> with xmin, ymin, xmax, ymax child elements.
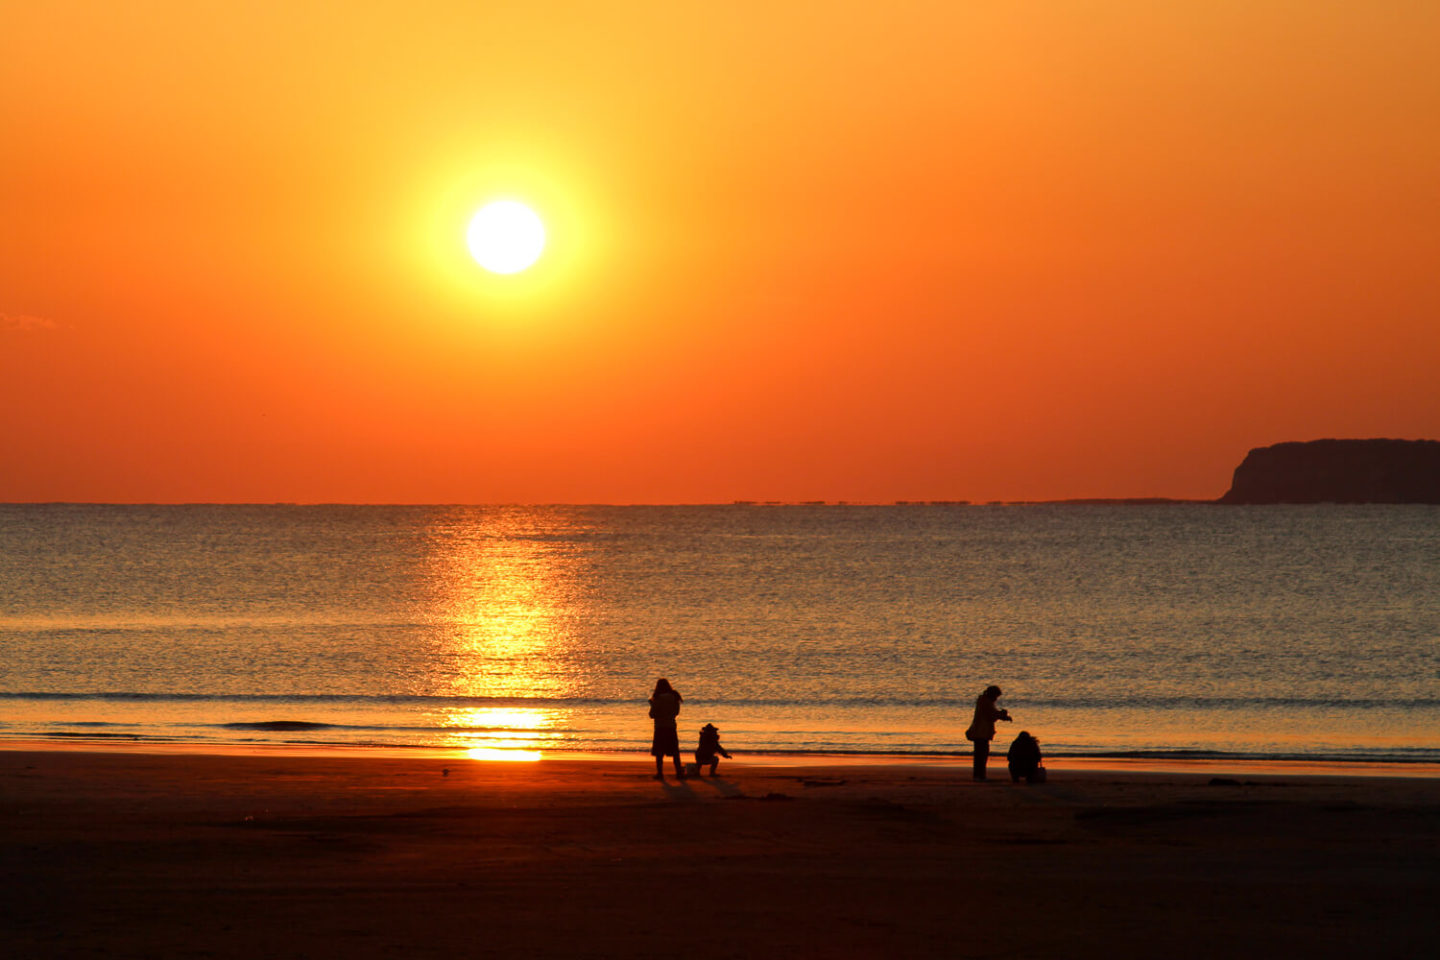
<box><xmin>3</xmin><ymin>748</ymin><xmax>1438</xmax><ymax>958</ymax></box>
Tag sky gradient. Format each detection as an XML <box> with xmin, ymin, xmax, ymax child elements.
<box><xmin>4</xmin><ymin>1</ymin><xmax>1438</xmax><ymax>503</ymax></box>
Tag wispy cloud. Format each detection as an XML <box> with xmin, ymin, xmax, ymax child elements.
<box><xmin>1</xmin><ymin>313</ymin><xmax>64</xmax><ymax>333</ymax></box>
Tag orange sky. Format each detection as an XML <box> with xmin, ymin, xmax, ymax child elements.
<box><xmin>3</xmin><ymin>1</ymin><xmax>1438</xmax><ymax>503</ymax></box>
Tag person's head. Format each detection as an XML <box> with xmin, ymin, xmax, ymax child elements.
<box><xmin>653</xmin><ymin>678</ymin><xmax>673</xmax><ymax>697</ymax></box>
<box><xmin>983</xmin><ymin>685</ymin><xmax>1002</xmax><ymax>700</ymax></box>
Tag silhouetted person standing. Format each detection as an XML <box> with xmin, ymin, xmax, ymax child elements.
<box><xmin>649</xmin><ymin>678</ymin><xmax>684</xmax><ymax>780</ymax></box>
<box><xmin>964</xmin><ymin>685</ymin><xmax>1011</xmax><ymax>781</ymax></box>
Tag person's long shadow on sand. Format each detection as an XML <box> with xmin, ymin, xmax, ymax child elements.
<box><xmin>655</xmin><ymin>776</ymin><xmax>697</xmax><ymax>799</ymax></box>
<box><xmin>690</xmin><ymin>775</ymin><xmax>744</xmax><ymax>799</ymax></box>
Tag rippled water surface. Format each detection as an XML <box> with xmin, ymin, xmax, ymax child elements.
<box><xmin>2</xmin><ymin>504</ymin><xmax>1437</xmax><ymax>761</ymax></box>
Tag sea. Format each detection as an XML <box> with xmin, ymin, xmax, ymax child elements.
<box><xmin>2</xmin><ymin>504</ymin><xmax>1437</xmax><ymax>766</ymax></box>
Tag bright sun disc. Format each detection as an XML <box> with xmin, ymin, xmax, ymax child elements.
<box><xmin>467</xmin><ymin>200</ymin><xmax>546</xmax><ymax>274</ymax></box>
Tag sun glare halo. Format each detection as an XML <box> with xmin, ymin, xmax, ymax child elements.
<box><xmin>467</xmin><ymin>200</ymin><xmax>546</xmax><ymax>274</ymax></box>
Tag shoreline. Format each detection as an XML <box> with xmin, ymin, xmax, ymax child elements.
<box><xmin>4</xmin><ymin>736</ymin><xmax>1437</xmax><ymax>779</ymax></box>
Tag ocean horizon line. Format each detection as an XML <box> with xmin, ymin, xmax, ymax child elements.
<box><xmin>3</xmin><ymin>498</ymin><xmax>1223</xmax><ymax>508</ymax></box>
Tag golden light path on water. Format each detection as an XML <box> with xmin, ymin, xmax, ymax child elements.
<box><xmin>420</xmin><ymin>510</ymin><xmax>587</xmax><ymax>761</ymax></box>
<box><xmin>465</xmin><ymin>748</ymin><xmax>542</xmax><ymax>762</ymax></box>
<box><xmin>448</xmin><ymin>708</ymin><xmax>551</xmax><ymax>763</ymax></box>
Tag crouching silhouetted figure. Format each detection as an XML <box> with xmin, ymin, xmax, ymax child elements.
<box><xmin>1007</xmin><ymin>731</ymin><xmax>1045</xmax><ymax>784</ymax></box>
<box><xmin>694</xmin><ymin>723</ymin><xmax>732</xmax><ymax>776</ymax></box>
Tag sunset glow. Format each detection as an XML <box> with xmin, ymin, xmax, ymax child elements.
<box><xmin>3</xmin><ymin>3</ymin><xmax>1438</xmax><ymax>503</ymax></box>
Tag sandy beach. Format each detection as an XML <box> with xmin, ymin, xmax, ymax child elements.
<box><xmin>2</xmin><ymin>748</ymin><xmax>1437</xmax><ymax>959</ymax></box>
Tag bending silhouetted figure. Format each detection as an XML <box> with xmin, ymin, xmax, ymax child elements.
<box><xmin>1007</xmin><ymin>730</ymin><xmax>1043</xmax><ymax>783</ymax></box>
<box><xmin>964</xmin><ymin>685</ymin><xmax>1012</xmax><ymax>781</ymax></box>
<box><xmin>649</xmin><ymin>678</ymin><xmax>684</xmax><ymax>780</ymax></box>
<box><xmin>694</xmin><ymin>723</ymin><xmax>732</xmax><ymax>776</ymax></box>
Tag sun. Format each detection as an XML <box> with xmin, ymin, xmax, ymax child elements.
<box><xmin>466</xmin><ymin>200</ymin><xmax>546</xmax><ymax>274</ymax></box>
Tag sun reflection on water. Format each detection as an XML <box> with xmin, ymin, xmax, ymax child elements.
<box><xmin>441</xmin><ymin>705</ymin><xmax>556</xmax><ymax>754</ymax></box>
<box><xmin>465</xmin><ymin>747</ymin><xmax>542</xmax><ymax>762</ymax></box>
<box><xmin>444</xmin><ymin>706</ymin><xmax>556</xmax><ymax>732</ymax></box>
<box><xmin>417</xmin><ymin>509</ymin><xmax>596</xmax><ymax>755</ymax></box>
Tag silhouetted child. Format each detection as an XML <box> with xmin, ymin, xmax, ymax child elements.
<box><xmin>1006</xmin><ymin>730</ymin><xmax>1045</xmax><ymax>783</ymax></box>
<box><xmin>694</xmin><ymin>723</ymin><xmax>732</xmax><ymax>776</ymax></box>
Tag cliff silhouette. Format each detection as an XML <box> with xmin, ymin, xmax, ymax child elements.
<box><xmin>1219</xmin><ymin>438</ymin><xmax>1440</xmax><ymax>504</ymax></box>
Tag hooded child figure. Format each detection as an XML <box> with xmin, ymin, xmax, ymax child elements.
<box><xmin>694</xmin><ymin>723</ymin><xmax>732</xmax><ymax>776</ymax></box>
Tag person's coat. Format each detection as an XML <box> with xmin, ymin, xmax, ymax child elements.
<box><xmin>965</xmin><ymin>695</ymin><xmax>1005</xmax><ymax>742</ymax></box>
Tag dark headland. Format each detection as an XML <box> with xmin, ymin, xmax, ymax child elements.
<box><xmin>1219</xmin><ymin>438</ymin><xmax>1440</xmax><ymax>504</ymax></box>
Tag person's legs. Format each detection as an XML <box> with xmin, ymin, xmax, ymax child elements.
<box><xmin>709</xmin><ymin>760</ymin><xmax>719</xmax><ymax>776</ymax></box>
<box><xmin>654</xmin><ymin>755</ymin><xmax>664</xmax><ymax>779</ymax></box>
<box><xmin>972</xmin><ymin>739</ymin><xmax>990</xmax><ymax>780</ymax></box>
